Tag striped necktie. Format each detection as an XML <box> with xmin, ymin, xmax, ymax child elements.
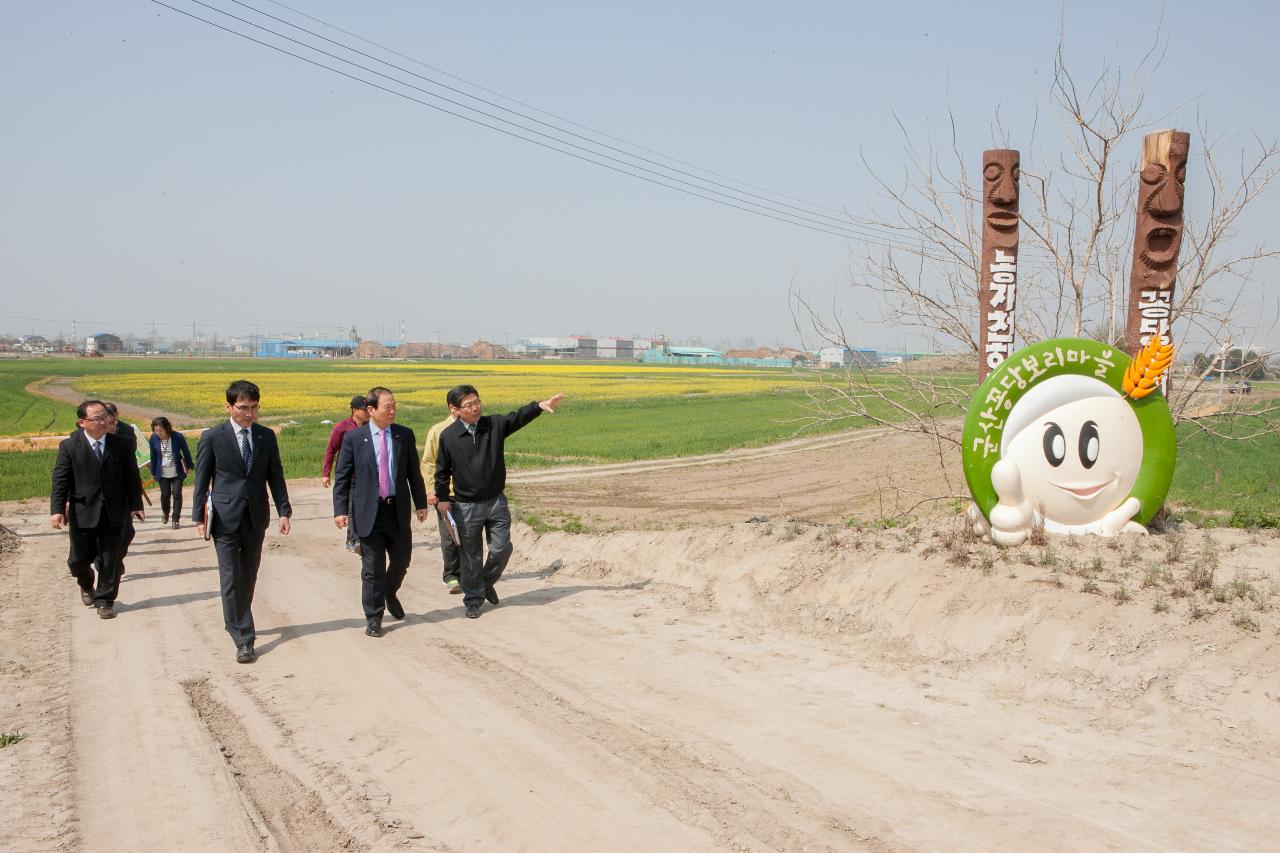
<box><xmin>93</xmin><ymin>439</ymin><xmax>103</xmax><ymax>462</ymax></box>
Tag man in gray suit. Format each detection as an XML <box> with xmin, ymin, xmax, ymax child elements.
<box><xmin>192</xmin><ymin>380</ymin><xmax>292</xmax><ymax>664</ymax></box>
<box><xmin>333</xmin><ymin>386</ymin><xmax>428</xmax><ymax>637</ymax></box>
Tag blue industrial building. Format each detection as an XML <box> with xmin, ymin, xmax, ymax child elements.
<box><xmin>255</xmin><ymin>338</ymin><xmax>358</xmax><ymax>358</ymax></box>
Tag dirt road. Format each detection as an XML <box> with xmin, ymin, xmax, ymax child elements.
<box><xmin>3</xmin><ymin>437</ymin><xmax>1279</xmax><ymax>849</ymax></box>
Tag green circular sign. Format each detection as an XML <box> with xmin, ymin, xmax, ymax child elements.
<box><xmin>962</xmin><ymin>337</ymin><xmax>1176</xmax><ymax>525</ymax></box>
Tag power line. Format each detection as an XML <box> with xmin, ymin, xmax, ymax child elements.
<box><xmin>147</xmin><ymin>0</ymin><xmax>971</xmax><ymax>254</ymax></box>
<box><xmin>243</xmin><ymin>0</ymin><xmax>1064</xmax><ymax>264</ymax></box>
<box><xmin>256</xmin><ymin>0</ymin><xmax>858</xmax><ymax>220</ymax></box>
<box><xmin>226</xmin><ymin>0</ymin><xmax>869</xmax><ymax>232</ymax></box>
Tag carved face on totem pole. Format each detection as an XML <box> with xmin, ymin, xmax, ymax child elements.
<box><xmin>982</xmin><ymin>150</ymin><xmax>1020</xmax><ymax>248</ymax></box>
<box><xmin>1133</xmin><ymin>133</ymin><xmax>1189</xmax><ymax>289</ymax></box>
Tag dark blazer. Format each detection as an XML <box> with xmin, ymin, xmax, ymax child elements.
<box><xmin>149</xmin><ymin>431</ymin><xmax>194</xmax><ymax>480</ymax></box>
<box><xmin>333</xmin><ymin>422</ymin><xmax>428</xmax><ymax>539</ymax></box>
<box><xmin>192</xmin><ymin>421</ymin><xmax>291</xmax><ymax>533</ymax></box>
<box><xmin>114</xmin><ymin>421</ymin><xmax>139</xmax><ymax>455</ymax></box>
<box><xmin>50</xmin><ymin>431</ymin><xmax>143</xmax><ymax>529</ymax></box>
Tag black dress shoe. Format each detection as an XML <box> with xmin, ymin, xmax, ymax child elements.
<box><xmin>484</xmin><ymin>584</ymin><xmax>500</xmax><ymax>606</ymax></box>
<box><xmin>465</xmin><ymin>605</ymin><xmax>481</xmax><ymax>619</ymax></box>
<box><xmin>80</xmin><ymin>588</ymin><xmax>95</xmax><ymax>607</ymax></box>
<box><xmin>236</xmin><ymin>643</ymin><xmax>256</xmax><ymax>664</ymax></box>
<box><xmin>96</xmin><ymin>601</ymin><xmax>116</xmax><ymax>620</ymax></box>
<box><xmin>386</xmin><ymin>594</ymin><xmax>405</xmax><ymax>620</ymax></box>
<box><xmin>366</xmin><ymin>618</ymin><xmax>383</xmax><ymax>637</ymax></box>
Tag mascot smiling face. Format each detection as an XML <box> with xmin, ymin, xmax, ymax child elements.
<box><xmin>1001</xmin><ymin>376</ymin><xmax>1143</xmax><ymax>528</ymax></box>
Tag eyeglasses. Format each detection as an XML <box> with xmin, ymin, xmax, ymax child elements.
<box><xmin>82</xmin><ymin>415</ymin><xmax>110</xmax><ymax>423</ymax></box>
<box><xmin>457</xmin><ymin>399</ymin><xmax>481</xmax><ymax>410</ymax></box>
<box><xmin>232</xmin><ymin>403</ymin><xmax>260</xmax><ymax>413</ymax></box>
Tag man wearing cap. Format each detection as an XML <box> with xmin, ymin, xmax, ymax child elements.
<box><xmin>322</xmin><ymin>395</ymin><xmax>369</xmax><ymax>554</ymax></box>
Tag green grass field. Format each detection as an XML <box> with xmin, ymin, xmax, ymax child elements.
<box><xmin>2</xmin><ymin>357</ymin><xmax>1277</xmax><ymax>524</ymax></box>
<box><xmin>2</xmin><ymin>356</ymin><xmax>885</xmax><ymax>501</ymax></box>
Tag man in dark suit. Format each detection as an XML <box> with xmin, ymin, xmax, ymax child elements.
<box><xmin>49</xmin><ymin>400</ymin><xmax>145</xmax><ymax>619</ymax></box>
<box><xmin>95</xmin><ymin>402</ymin><xmax>139</xmax><ymax>576</ymax></box>
<box><xmin>192</xmin><ymin>380</ymin><xmax>292</xmax><ymax>664</ymax></box>
<box><xmin>332</xmin><ymin>386</ymin><xmax>428</xmax><ymax>637</ymax></box>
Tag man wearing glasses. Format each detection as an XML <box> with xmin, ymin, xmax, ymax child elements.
<box><xmin>49</xmin><ymin>400</ymin><xmax>145</xmax><ymax>619</ymax></box>
<box><xmin>434</xmin><ymin>384</ymin><xmax>564</xmax><ymax>619</ymax></box>
<box><xmin>192</xmin><ymin>380</ymin><xmax>292</xmax><ymax>663</ymax></box>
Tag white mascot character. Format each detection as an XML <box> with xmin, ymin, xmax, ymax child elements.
<box><xmin>969</xmin><ymin>374</ymin><xmax>1148</xmax><ymax>545</ymax></box>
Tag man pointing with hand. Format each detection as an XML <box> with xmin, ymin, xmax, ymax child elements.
<box><xmin>434</xmin><ymin>385</ymin><xmax>564</xmax><ymax>619</ymax></box>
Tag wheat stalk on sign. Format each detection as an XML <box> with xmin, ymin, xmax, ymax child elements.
<box><xmin>1123</xmin><ymin>336</ymin><xmax>1175</xmax><ymax>399</ymax></box>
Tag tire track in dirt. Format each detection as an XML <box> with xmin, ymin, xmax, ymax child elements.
<box><xmin>182</xmin><ymin>677</ymin><xmax>376</xmax><ymax>853</ymax></box>
<box><xmin>434</xmin><ymin>639</ymin><xmax>897</xmax><ymax>852</ymax></box>
<box><xmin>224</xmin><ymin>670</ymin><xmax>448</xmax><ymax>852</ymax></box>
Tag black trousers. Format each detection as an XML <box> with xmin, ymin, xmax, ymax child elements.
<box><xmin>94</xmin><ymin>515</ymin><xmax>134</xmax><ymax>575</ymax></box>
<box><xmin>68</xmin><ymin>519</ymin><xmax>125</xmax><ymax>603</ymax></box>
<box><xmin>212</xmin><ymin>512</ymin><xmax>265</xmax><ymax>646</ymax></box>
<box><xmin>358</xmin><ymin>500</ymin><xmax>412</xmax><ymax>619</ymax></box>
<box><xmin>158</xmin><ymin>476</ymin><xmax>184</xmax><ymax>520</ymax></box>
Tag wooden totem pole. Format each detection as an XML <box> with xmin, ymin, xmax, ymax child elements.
<box><xmin>978</xmin><ymin>149</ymin><xmax>1020</xmax><ymax>382</ymax></box>
<box><xmin>1124</xmin><ymin>130</ymin><xmax>1190</xmax><ymax>353</ymax></box>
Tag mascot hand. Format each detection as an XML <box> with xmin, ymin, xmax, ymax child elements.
<box><xmin>988</xmin><ymin>459</ymin><xmax>1035</xmax><ymax>546</ymax></box>
<box><xmin>965</xmin><ymin>502</ymin><xmax>990</xmax><ymax>539</ymax></box>
<box><xmin>1098</xmin><ymin>496</ymin><xmax>1145</xmax><ymax>536</ymax></box>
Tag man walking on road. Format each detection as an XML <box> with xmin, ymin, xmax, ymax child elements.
<box><xmin>322</xmin><ymin>394</ymin><xmax>368</xmax><ymax>554</ymax></box>
<box><xmin>192</xmin><ymin>380</ymin><xmax>292</xmax><ymax>664</ymax></box>
<box><xmin>49</xmin><ymin>400</ymin><xmax>144</xmax><ymax>620</ymax></box>
<box><xmin>333</xmin><ymin>387</ymin><xmax>429</xmax><ymax>637</ymax></box>
<box><xmin>434</xmin><ymin>385</ymin><xmax>564</xmax><ymax>619</ymax></box>
<box><xmin>421</xmin><ymin>403</ymin><xmax>460</xmax><ymax>593</ymax></box>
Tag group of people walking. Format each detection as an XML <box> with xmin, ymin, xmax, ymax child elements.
<box><xmin>50</xmin><ymin>379</ymin><xmax>562</xmax><ymax>664</ymax></box>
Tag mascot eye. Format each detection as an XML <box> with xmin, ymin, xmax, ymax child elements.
<box><xmin>1079</xmin><ymin>420</ymin><xmax>1100</xmax><ymax>469</ymax></box>
<box><xmin>1042</xmin><ymin>423</ymin><xmax>1066</xmax><ymax>467</ymax></box>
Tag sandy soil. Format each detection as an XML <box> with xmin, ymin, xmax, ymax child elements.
<box><xmin>2</xmin><ymin>432</ymin><xmax>1279</xmax><ymax>851</ymax></box>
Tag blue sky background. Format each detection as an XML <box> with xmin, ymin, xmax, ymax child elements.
<box><xmin>2</xmin><ymin>1</ymin><xmax>1276</xmax><ymax>351</ymax></box>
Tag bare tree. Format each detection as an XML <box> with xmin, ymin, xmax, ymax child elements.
<box><xmin>793</xmin><ymin>28</ymin><xmax>1280</xmax><ymax>454</ymax></box>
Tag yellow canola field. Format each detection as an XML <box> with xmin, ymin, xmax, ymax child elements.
<box><xmin>77</xmin><ymin>363</ymin><xmax>805</xmax><ymax>420</ymax></box>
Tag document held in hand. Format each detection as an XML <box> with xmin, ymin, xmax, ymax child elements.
<box><xmin>438</xmin><ymin>505</ymin><xmax>461</xmax><ymax>546</ymax></box>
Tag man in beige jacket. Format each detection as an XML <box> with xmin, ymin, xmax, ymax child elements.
<box><xmin>422</xmin><ymin>407</ymin><xmax>460</xmax><ymax>593</ymax></box>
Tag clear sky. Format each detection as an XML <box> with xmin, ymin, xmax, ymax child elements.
<box><xmin>2</xmin><ymin>1</ymin><xmax>1276</xmax><ymax>351</ymax></box>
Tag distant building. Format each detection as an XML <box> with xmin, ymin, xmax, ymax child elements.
<box><xmin>91</xmin><ymin>333</ymin><xmax>123</xmax><ymax>354</ymax></box>
<box><xmin>513</xmin><ymin>336</ymin><xmax>654</xmax><ymax>360</ymax></box>
<box><xmin>255</xmin><ymin>338</ymin><xmax>357</xmax><ymax>358</ymax></box>
<box><xmin>817</xmin><ymin>346</ymin><xmax>877</xmax><ymax>368</ymax></box>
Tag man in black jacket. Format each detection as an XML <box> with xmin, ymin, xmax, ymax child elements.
<box><xmin>332</xmin><ymin>387</ymin><xmax>429</xmax><ymax>637</ymax></box>
<box><xmin>96</xmin><ymin>402</ymin><xmax>139</xmax><ymax>576</ymax></box>
<box><xmin>49</xmin><ymin>400</ymin><xmax>145</xmax><ymax>619</ymax></box>
<box><xmin>192</xmin><ymin>380</ymin><xmax>292</xmax><ymax>664</ymax></box>
<box><xmin>435</xmin><ymin>384</ymin><xmax>563</xmax><ymax>618</ymax></box>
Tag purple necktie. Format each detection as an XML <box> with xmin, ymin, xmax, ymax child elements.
<box><xmin>378</xmin><ymin>428</ymin><xmax>391</xmax><ymax>498</ymax></box>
